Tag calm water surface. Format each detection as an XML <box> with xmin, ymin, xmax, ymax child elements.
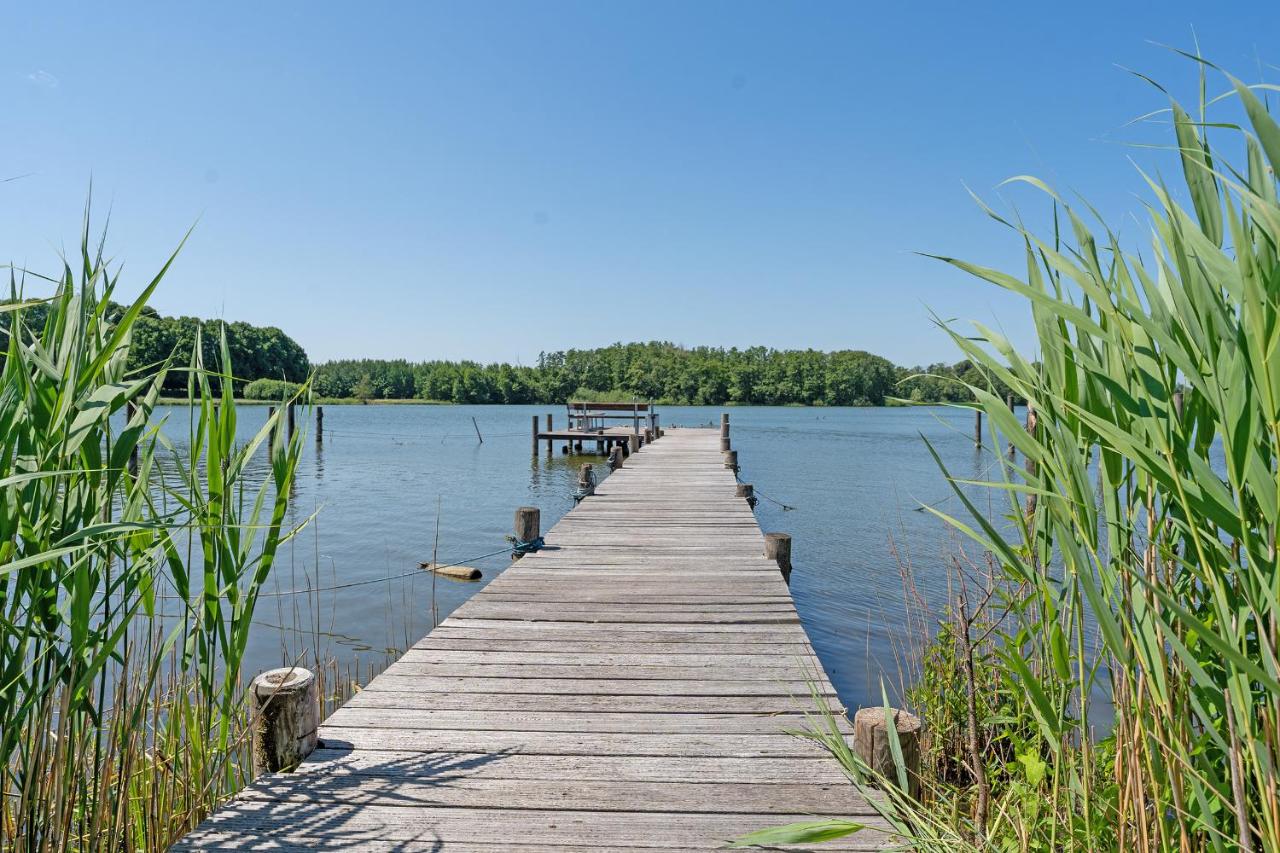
<box><xmin>164</xmin><ymin>404</ymin><xmax>1003</xmax><ymax>710</ymax></box>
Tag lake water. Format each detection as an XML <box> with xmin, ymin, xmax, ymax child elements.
<box><xmin>173</xmin><ymin>404</ymin><xmax>1002</xmax><ymax>711</ymax></box>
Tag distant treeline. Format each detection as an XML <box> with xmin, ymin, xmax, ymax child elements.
<box><xmin>4</xmin><ymin>301</ymin><xmax>311</xmax><ymax>394</ymax></box>
<box><xmin>310</xmin><ymin>342</ymin><xmax>1008</xmax><ymax>405</ymax></box>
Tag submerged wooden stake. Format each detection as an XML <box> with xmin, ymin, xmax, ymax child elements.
<box><xmin>852</xmin><ymin>706</ymin><xmax>922</xmax><ymax>799</ymax></box>
<box><xmin>764</xmin><ymin>532</ymin><xmax>791</xmax><ymax>584</ymax></box>
<box><xmin>251</xmin><ymin>667</ymin><xmax>318</xmax><ymax>775</ymax></box>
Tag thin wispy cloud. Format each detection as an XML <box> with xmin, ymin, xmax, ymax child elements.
<box><xmin>26</xmin><ymin>70</ymin><xmax>59</xmax><ymax>88</ymax></box>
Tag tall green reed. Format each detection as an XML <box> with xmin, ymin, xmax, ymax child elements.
<box><xmin>0</xmin><ymin>211</ymin><xmax>310</xmax><ymax>850</ymax></box>
<box><xmin>739</xmin><ymin>58</ymin><xmax>1280</xmax><ymax>851</ymax></box>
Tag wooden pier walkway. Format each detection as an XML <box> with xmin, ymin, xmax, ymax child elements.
<box><xmin>176</xmin><ymin>428</ymin><xmax>889</xmax><ymax>851</ymax></box>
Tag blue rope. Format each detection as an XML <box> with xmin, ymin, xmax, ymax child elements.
<box><xmin>509</xmin><ymin>536</ymin><xmax>544</xmax><ymax>557</ymax></box>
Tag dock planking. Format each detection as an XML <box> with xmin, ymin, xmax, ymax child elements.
<box><xmin>175</xmin><ymin>428</ymin><xmax>889</xmax><ymax>851</ymax></box>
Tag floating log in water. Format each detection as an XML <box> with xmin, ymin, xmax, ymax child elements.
<box><xmin>419</xmin><ymin>561</ymin><xmax>482</xmax><ymax>581</ymax></box>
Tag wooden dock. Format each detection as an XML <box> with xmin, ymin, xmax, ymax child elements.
<box><xmin>175</xmin><ymin>427</ymin><xmax>890</xmax><ymax>851</ymax></box>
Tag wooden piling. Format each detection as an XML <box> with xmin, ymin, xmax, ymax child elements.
<box><xmin>531</xmin><ymin>415</ymin><xmax>539</xmax><ymax>455</ymax></box>
<box><xmin>724</xmin><ymin>449</ymin><xmax>738</xmax><ymax>471</ymax></box>
<box><xmin>853</xmin><ymin>706</ymin><xmax>922</xmax><ymax>799</ymax></box>
<box><xmin>513</xmin><ymin>506</ymin><xmax>540</xmax><ymax>560</ymax></box>
<box><xmin>472</xmin><ymin>416</ymin><xmax>484</xmax><ymax>444</ymax></box>
<box><xmin>545</xmin><ymin>414</ymin><xmax>553</xmax><ymax>455</ymax></box>
<box><xmin>267</xmin><ymin>406</ymin><xmax>276</xmax><ymax>452</ymax></box>
<box><xmin>251</xmin><ymin>667</ymin><xmax>318</xmax><ymax>775</ymax></box>
<box><xmin>764</xmin><ymin>532</ymin><xmax>791</xmax><ymax>584</ymax></box>
<box><xmin>644</xmin><ymin>427</ymin><xmax>653</xmax><ymax>445</ymax></box>
<box><xmin>316</xmin><ymin>406</ymin><xmax>324</xmax><ymax>444</ymax></box>
<box><xmin>608</xmin><ymin>445</ymin><xmax>623</xmax><ymax>469</ymax></box>
<box><xmin>736</xmin><ymin>482</ymin><xmax>754</xmax><ymax>500</ymax></box>
<box><xmin>720</xmin><ymin>413</ymin><xmax>729</xmax><ymax>438</ymax></box>
<box><xmin>630</xmin><ymin>433</ymin><xmax>642</xmax><ymax>454</ymax></box>
<box><xmin>973</xmin><ymin>408</ymin><xmax>981</xmax><ymax>448</ymax></box>
<box><xmin>577</xmin><ymin>463</ymin><xmax>595</xmax><ymax>498</ymax></box>
<box><xmin>719</xmin><ymin>436</ymin><xmax>731</xmax><ymax>452</ymax></box>
<box><xmin>287</xmin><ymin>403</ymin><xmax>296</xmax><ymax>438</ymax></box>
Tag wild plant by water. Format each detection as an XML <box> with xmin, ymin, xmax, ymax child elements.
<box><xmin>739</xmin><ymin>58</ymin><xmax>1280</xmax><ymax>851</ymax></box>
<box><xmin>0</xmin><ymin>218</ymin><xmax>311</xmax><ymax>850</ymax></box>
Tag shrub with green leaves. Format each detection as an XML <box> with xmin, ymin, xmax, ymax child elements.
<box><xmin>243</xmin><ymin>377</ymin><xmax>304</xmax><ymax>400</ymax></box>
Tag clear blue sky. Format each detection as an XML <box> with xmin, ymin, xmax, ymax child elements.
<box><xmin>1</xmin><ymin>2</ymin><xmax>1273</xmax><ymax>366</ymax></box>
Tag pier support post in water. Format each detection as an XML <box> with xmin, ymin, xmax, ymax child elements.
<box><xmin>628</xmin><ymin>433</ymin><xmax>641</xmax><ymax>454</ymax></box>
<box><xmin>853</xmin><ymin>707</ymin><xmax>922</xmax><ymax>799</ymax></box>
<box><xmin>720</xmin><ymin>412</ymin><xmax>729</xmax><ymax>437</ymax></box>
<box><xmin>251</xmin><ymin>667</ymin><xmax>318</xmax><ymax>775</ymax></box>
<box><xmin>267</xmin><ymin>406</ymin><xmax>277</xmax><ymax>452</ymax></box>
<box><xmin>287</xmin><ymin>403</ymin><xmax>296</xmax><ymax>438</ymax></box>
<box><xmin>576</xmin><ymin>463</ymin><xmax>596</xmax><ymax>500</ymax></box>
<box><xmin>764</xmin><ymin>532</ymin><xmax>791</xmax><ymax>584</ymax></box>
<box><xmin>644</xmin><ymin>427</ymin><xmax>653</xmax><ymax>445</ymax></box>
<box><xmin>545</xmin><ymin>414</ymin><xmax>553</xmax><ymax>456</ymax></box>
<box><xmin>531</xmin><ymin>415</ymin><xmax>539</xmax><ymax>455</ymax></box>
<box><xmin>724</xmin><ymin>449</ymin><xmax>738</xmax><ymax>471</ymax></box>
<box><xmin>973</xmin><ymin>408</ymin><xmax>981</xmax><ymax>448</ymax></box>
<box><xmin>719</xmin><ymin>435</ymin><xmax>731</xmax><ymax>452</ymax></box>
<box><xmin>736</xmin><ymin>482</ymin><xmax>754</xmax><ymax>500</ymax></box>
<box><xmin>608</xmin><ymin>444</ymin><xmax>623</xmax><ymax>470</ymax></box>
<box><xmin>316</xmin><ymin>406</ymin><xmax>324</xmax><ymax>444</ymax></box>
<box><xmin>513</xmin><ymin>506</ymin><xmax>541</xmax><ymax>560</ymax></box>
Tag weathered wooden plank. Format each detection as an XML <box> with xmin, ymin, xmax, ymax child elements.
<box><xmin>322</xmin><ymin>707</ymin><xmax>851</xmax><ymax>735</ymax></box>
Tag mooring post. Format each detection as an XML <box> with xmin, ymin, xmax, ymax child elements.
<box><xmin>267</xmin><ymin>406</ymin><xmax>276</xmax><ymax>452</ymax></box>
<box><xmin>853</xmin><ymin>706</ymin><xmax>922</xmax><ymax>799</ymax></box>
<box><xmin>973</xmin><ymin>408</ymin><xmax>981</xmax><ymax>448</ymax></box>
<box><xmin>736</xmin><ymin>482</ymin><xmax>753</xmax><ymax>500</ymax></box>
<box><xmin>630</xmin><ymin>432</ymin><xmax>642</xmax><ymax>454</ymax></box>
<box><xmin>251</xmin><ymin>667</ymin><xmax>318</xmax><ymax>775</ymax></box>
<box><xmin>764</xmin><ymin>532</ymin><xmax>791</xmax><ymax>583</ymax></box>
<box><xmin>720</xmin><ymin>412</ymin><xmax>729</xmax><ymax>438</ymax></box>
<box><xmin>287</xmin><ymin>403</ymin><xmax>296</xmax><ymax>438</ymax></box>
<box><xmin>545</xmin><ymin>413</ymin><xmax>553</xmax><ymax>455</ymax></box>
<box><xmin>724</xmin><ymin>449</ymin><xmax>738</xmax><ymax>471</ymax></box>
<box><xmin>531</xmin><ymin>415</ymin><xmax>539</xmax><ymax>455</ymax></box>
<box><xmin>644</xmin><ymin>427</ymin><xmax>653</xmax><ymax>445</ymax></box>
<box><xmin>125</xmin><ymin>401</ymin><xmax>140</xmax><ymax>475</ymax></box>
<box><xmin>316</xmin><ymin>406</ymin><xmax>324</xmax><ymax>444</ymax></box>
<box><xmin>513</xmin><ymin>506</ymin><xmax>541</xmax><ymax>560</ymax></box>
<box><xmin>577</xmin><ymin>463</ymin><xmax>595</xmax><ymax>499</ymax></box>
<box><xmin>720</xmin><ymin>435</ymin><xmax>731</xmax><ymax>452</ymax></box>
<box><xmin>608</xmin><ymin>444</ymin><xmax>623</xmax><ymax>469</ymax></box>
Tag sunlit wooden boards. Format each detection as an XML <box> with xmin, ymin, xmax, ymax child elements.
<box><xmin>174</xmin><ymin>428</ymin><xmax>891</xmax><ymax>851</ymax></box>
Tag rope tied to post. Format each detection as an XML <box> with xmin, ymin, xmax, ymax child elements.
<box><xmin>506</xmin><ymin>535</ymin><xmax>545</xmax><ymax>557</ymax></box>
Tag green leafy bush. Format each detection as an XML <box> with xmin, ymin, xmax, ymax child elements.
<box><xmin>243</xmin><ymin>377</ymin><xmax>304</xmax><ymax>400</ymax></box>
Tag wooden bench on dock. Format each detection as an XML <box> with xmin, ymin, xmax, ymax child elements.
<box><xmin>174</xmin><ymin>425</ymin><xmax>891</xmax><ymax>851</ymax></box>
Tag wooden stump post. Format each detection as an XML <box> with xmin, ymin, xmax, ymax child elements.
<box><xmin>644</xmin><ymin>427</ymin><xmax>653</xmax><ymax>445</ymax></box>
<box><xmin>973</xmin><ymin>408</ymin><xmax>981</xmax><ymax>448</ymax></box>
<box><xmin>545</xmin><ymin>414</ymin><xmax>553</xmax><ymax>456</ymax></box>
<box><xmin>577</xmin><ymin>463</ymin><xmax>595</xmax><ymax>498</ymax></box>
<box><xmin>719</xmin><ymin>436</ymin><xmax>731</xmax><ymax>452</ymax></box>
<box><xmin>764</xmin><ymin>532</ymin><xmax>791</xmax><ymax>583</ymax></box>
<box><xmin>287</xmin><ymin>403</ymin><xmax>296</xmax><ymax>438</ymax></box>
<box><xmin>267</xmin><ymin>406</ymin><xmax>276</xmax><ymax>452</ymax></box>
<box><xmin>852</xmin><ymin>706</ymin><xmax>922</xmax><ymax>798</ymax></box>
<box><xmin>532</xmin><ymin>415</ymin><xmax>539</xmax><ymax>455</ymax></box>
<box><xmin>251</xmin><ymin>667</ymin><xmax>318</xmax><ymax>775</ymax></box>
<box><xmin>736</xmin><ymin>482</ymin><xmax>754</xmax><ymax>500</ymax></box>
<box><xmin>316</xmin><ymin>406</ymin><xmax>324</xmax><ymax>444</ymax></box>
<box><xmin>720</xmin><ymin>412</ymin><xmax>729</xmax><ymax>438</ymax></box>
<box><xmin>513</xmin><ymin>506</ymin><xmax>540</xmax><ymax>560</ymax></box>
<box><xmin>608</xmin><ymin>445</ymin><xmax>623</xmax><ymax>469</ymax></box>
<box><xmin>723</xmin><ymin>449</ymin><xmax>738</xmax><ymax>471</ymax></box>
<box><xmin>630</xmin><ymin>433</ymin><xmax>642</xmax><ymax>454</ymax></box>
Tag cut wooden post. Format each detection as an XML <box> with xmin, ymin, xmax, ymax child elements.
<box><xmin>316</xmin><ymin>406</ymin><xmax>324</xmax><ymax>444</ymax></box>
<box><xmin>287</xmin><ymin>403</ymin><xmax>296</xmax><ymax>438</ymax></box>
<box><xmin>852</xmin><ymin>706</ymin><xmax>922</xmax><ymax>799</ymax></box>
<box><xmin>531</xmin><ymin>415</ymin><xmax>539</xmax><ymax>455</ymax></box>
<box><xmin>736</xmin><ymin>482</ymin><xmax>754</xmax><ymax>499</ymax></box>
<box><xmin>1023</xmin><ymin>403</ymin><xmax>1038</xmax><ymax>522</ymax></box>
<box><xmin>630</xmin><ymin>432</ymin><xmax>642</xmax><ymax>454</ymax></box>
<box><xmin>619</xmin><ymin>438</ymin><xmax>630</xmax><ymax>458</ymax></box>
<box><xmin>764</xmin><ymin>532</ymin><xmax>791</xmax><ymax>583</ymax></box>
<box><xmin>719</xmin><ymin>436</ymin><xmax>731</xmax><ymax>452</ymax></box>
<box><xmin>720</xmin><ymin>413</ymin><xmax>729</xmax><ymax>438</ymax></box>
<box><xmin>513</xmin><ymin>506</ymin><xmax>540</xmax><ymax>560</ymax></box>
<box><xmin>267</xmin><ymin>406</ymin><xmax>276</xmax><ymax>452</ymax></box>
<box><xmin>973</xmin><ymin>408</ymin><xmax>981</xmax><ymax>448</ymax></box>
<box><xmin>577</xmin><ymin>463</ymin><xmax>595</xmax><ymax>499</ymax></box>
<box><xmin>723</xmin><ymin>449</ymin><xmax>738</xmax><ymax>471</ymax></box>
<box><xmin>251</xmin><ymin>667</ymin><xmax>318</xmax><ymax>775</ymax></box>
<box><xmin>545</xmin><ymin>414</ymin><xmax>553</xmax><ymax>455</ymax></box>
<box><xmin>608</xmin><ymin>445</ymin><xmax>623</xmax><ymax>469</ymax></box>
<box><xmin>644</xmin><ymin>427</ymin><xmax>653</xmax><ymax>445</ymax></box>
